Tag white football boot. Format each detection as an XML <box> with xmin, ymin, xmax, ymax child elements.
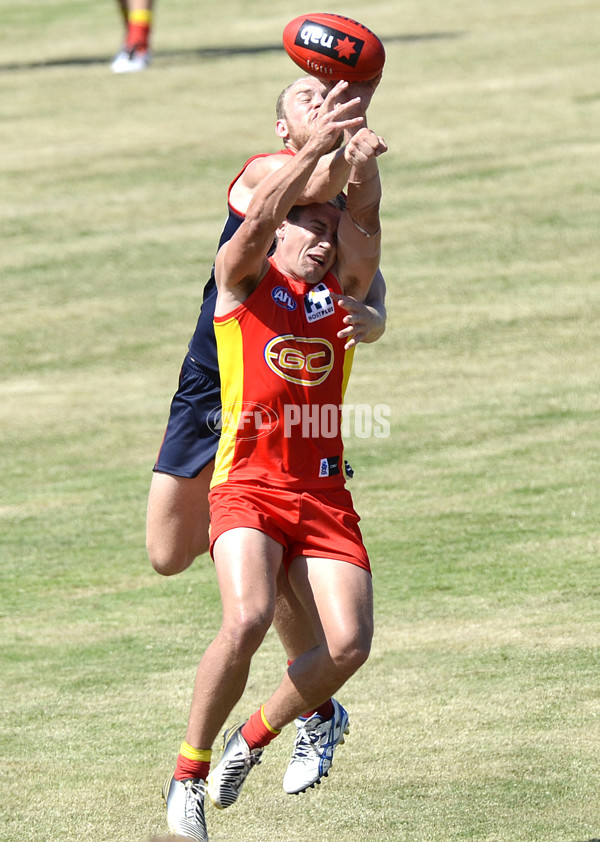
<box><xmin>283</xmin><ymin>698</ymin><xmax>350</xmax><ymax>794</ymax></box>
<box><xmin>162</xmin><ymin>775</ymin><xmax>208</xmax><ymax>842</ymax></box>
<box><xmin>111</xmin><ymin>45</ymin><xmax>151</xmax><ymax>73</ymax></box>
<box><xmin>207</xmin><ymin>724</ymin><xmax>263</xmax><ymax>809</ymax></box>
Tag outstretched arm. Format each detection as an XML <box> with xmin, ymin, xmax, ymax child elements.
<box><xmin>215</xmin><ymin>82</ymin><xmax>364</xmax><ymax>309</ymax></box>
<box><xmin>229</xmin><ymin>146</ymin><xmax>351</xmax><ymax>215</ymax></box>
<box><xmin>229</xmin><ymin>75</ymin><xmax>384</xmax><ymax>215</ymax></box>
<box><xmin>335</xmin><ymin>129</ymin><xmax>387</xmax><ymax>301</ymax></box>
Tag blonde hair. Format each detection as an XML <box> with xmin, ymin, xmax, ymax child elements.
<box><xmin>275</xmin><ymin>76</ymin><xmax>315</xmax><ymax>121</ymax></box>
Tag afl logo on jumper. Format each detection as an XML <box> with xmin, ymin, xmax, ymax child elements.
<box><xmin>264</xmin><ymin>335</ymin><xmax>334</xmax><ymax>386</ymax></box>
<box><xmin>271</xmin><ymin>285</ymin><xmax>297</xmax><ymax>311</ymax></box>
<box><xmin>304</xmin><ymin>282</ymin><xmax>335</xmax><ymax>323</ymax></box>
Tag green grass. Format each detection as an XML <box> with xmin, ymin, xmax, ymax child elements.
<box><xmin>1</xmin><ymin>1</ymin><xmax>599</xmax><ymax>840</ymax></box>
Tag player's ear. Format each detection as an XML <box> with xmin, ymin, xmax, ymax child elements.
<box><xmin>275</xmin><ymin>220</ymin><xmax>288</xmax><ymax>240</ymax></box>
<box><xmin>275</xmin><ymin>118</ymin><xmax>290</xmax><ymax>141</ymax></box>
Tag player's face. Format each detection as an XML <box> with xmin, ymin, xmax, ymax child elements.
<box><xmin>279</xmin><ymin>78</ymin><xmax>331</xmax><ymax>151</ymax></box>
<box><xmin>276</xmin><ymin>203</ymin><xmax>342</xmax><ymax>284</ymax></box>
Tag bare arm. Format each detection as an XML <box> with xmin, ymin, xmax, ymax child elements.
<box><xmin>229</xmin><ymin>74</ymin><xmax>383</xmax><ymax>215</ymax></box>
<box><xmin>335</xmin><ymin>129</ymin><xmax>387</xmax><ymax>300</ymax></box>
<box><xmin>215</xmin><ymin>83</ymin><xmax>364</xmax><ymax>310</ymax></box>
<box><xmin>363</xmin><ymin>270</ymin><xmax>387</xmax><ymax>341</ymax></box>
<box><xmin>304</xmin><ymin>73</ymin><xmax>384</xmax><ymax>205</ymax></box>
<box><xmin>229</xmin><ymin>145</ymin><xmax>352</xmax><ymax>216</ymax></box>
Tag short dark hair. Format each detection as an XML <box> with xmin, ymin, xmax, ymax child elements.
<box><xmin>328</xmin><ymin>192</ymin><xmax>347</xmax><ymax>212</ymax></box>
<box><xmin>286</xmin><ymin>194</ymin><xmax>346</xmax><ymax>224</ymax></box>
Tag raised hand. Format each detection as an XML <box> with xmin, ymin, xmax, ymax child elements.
<box><xmin>344</xmin><ymin>128</ymin><xmax>388</xmax><ymax>168</ymax></box>
<box><xmin>333</xmin><ymin>292</ymin><xmax>386</xmax><ymax>349</ymax></box>
<box><xmin>309</xmin><ymin>81</ymin><xmax>365</xmax><ymax>153</ymax></box>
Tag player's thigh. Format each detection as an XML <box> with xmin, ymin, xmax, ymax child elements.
<box><xmin>147</xmin><ymin>466</ymin><xmax>212</xmax><ymax>526</ymax></box>
<box><xmin>146</xmin><ymin>463</ymin><xmax>214</xmax><ymax>563</ymax></box>
<box><xmin>213</xmin><ymin>527</ymin><xmax>284</xmax><ymax>633</ymax></box>
<box><xmin>288</xmin><ymin>556</ymin><xmax>374</xmax><ymax>653</ymax></box>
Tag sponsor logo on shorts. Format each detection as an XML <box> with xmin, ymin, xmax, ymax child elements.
<box><xmin>304</xmin><ymin>282</ymin><xmax>335</xmax><ymax>323</ymax></box>
<box><xmin>264</xmin><ymin>335</ymin><xmax>334</xmax><ymax>386</ymax></box>
<box><xmin>296</xmin><ymin>19</ymin><xmax>364</xmax><ymax>68</ymax></box>
<box><xmin>271</xmin><ymin>285</ymin><xmax>297</xmax><ymax>311</ymax></box>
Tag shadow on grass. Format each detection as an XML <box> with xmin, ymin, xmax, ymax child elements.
<box><xmin>0</xmin><ymin>31</ymin><xmax>464</xmax><ymax>73</ymax></box>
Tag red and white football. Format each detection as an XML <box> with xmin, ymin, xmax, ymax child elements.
<box><xmin>282</xmin><ymin>13</ymin><xmax>385</xmax><ymax>82</ymax></box>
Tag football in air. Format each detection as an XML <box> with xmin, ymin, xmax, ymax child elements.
<box><xmin>282</xmin><ymin>13</ymin><xmax>385</xmax><ymax>82</ymax></box>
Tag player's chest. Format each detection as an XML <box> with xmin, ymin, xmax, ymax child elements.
<box><xmin>266</xmin><ymin>281</ymin><xmax>340</xmax><ymax>332</ymax></box>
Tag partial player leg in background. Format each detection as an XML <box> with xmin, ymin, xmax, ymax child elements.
<box><xmin>146</xmin><ymin>464</ymin><xmax>213</xmax><ymax>576</ymax></box>
<box><xmin>111</xmin><ymin>0</ymin><xmax>154</xmax><ymax>73</ymax></box>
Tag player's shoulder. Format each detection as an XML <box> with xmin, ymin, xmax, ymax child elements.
<box><xmin>230</xmin><ymin>149</ymin><xmax>295</xmax><ymax>215</ymax></box>
<box><xmin>240</xmin><ymin>149</ymin><xmax>294</xmax><ymax>183</ymax></box>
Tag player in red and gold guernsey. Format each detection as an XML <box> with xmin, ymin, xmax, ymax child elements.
<box><xmin>163</xmin><ymin>81</ymin><xmax>386</xmax><ymax>841</ymax></box>
<box><xmin>211</xmin><ymin>218</ymin><xmax>355</xmax><ymax>493</ymax></box>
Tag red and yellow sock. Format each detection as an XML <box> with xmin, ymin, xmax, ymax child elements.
<box><xmin>126</xmin><ymin>8</ymin><xmax>152</xmax><ymax>51</ymax></box>
<box><xmin>241</xmin><ymin>705</ymin><xmax>281</xmax><ymax>751</ymax></box>
<box><xmin>174</xmin><ymin>741</ymin><xmax>211</xmax><ymax>782</ymax></box>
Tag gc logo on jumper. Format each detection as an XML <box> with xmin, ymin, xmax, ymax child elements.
<box><xmin>304</xmin><ymin>282</ymin><xmax>334</xmax><ymax>323</ymax></box>
<box><xmin>264</xmin><ymin>335</ymin><xmax>334</xmax><ymax>386</ymax></box>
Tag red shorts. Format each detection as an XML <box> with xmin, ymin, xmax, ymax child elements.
<box><xmin>208</xmin><ymin>482</ymin><xmax>370</xmax><ymax>573</ymax></box>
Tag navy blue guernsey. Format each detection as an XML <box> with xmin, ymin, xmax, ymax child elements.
<box><xmin>187</xmin><ymin>150</ymin><xmax>294</xmax><ymax>378</ymax></box>
<box><xmin>186</xmin><ymin>211</ymin><xmax>243</xmax><ymax>377</ymax></box>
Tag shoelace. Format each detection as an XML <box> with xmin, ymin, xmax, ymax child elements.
<box><xmin>220</xmin><ymin>751</ymin><xmax>262</xmax><ymax>790</ymax></box>
<box><xmin>292</xmin><ymin>729</ymin><xmax>316</xmax><ymax>762</ymax></box>
<box><xmin>294</xmin><ymin>719</ymin><xmax>331</xmax><ymax>759</ymax></box>
<box><xmin>295</xmin><ymin>717</ymin><xmax>342</xmax><ymax>761</ymax></box>
<box><xmin>184</xmin><ymin>780</ymin><xmax>206</xmax><ymax>820</ymax></box>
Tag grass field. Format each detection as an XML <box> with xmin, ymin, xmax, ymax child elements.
<box><xmin>1</xmin><ymin>1</ymin><xmax>599</xmax><ymax>841</ymax></box>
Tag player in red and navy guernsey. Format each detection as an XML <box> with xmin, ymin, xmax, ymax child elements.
<box><xmin>163</xmin><ymin>80</ymin><xmax>386</xmax><ymax>841</ymax></box>
<box><xmin>147</xmin><ymin>76</ymin><xmax>386</xmax><ymax>579</ymax></box>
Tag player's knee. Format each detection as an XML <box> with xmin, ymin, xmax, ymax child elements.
<box><xmin>330</xmin><ymin>630</ymin><xmax>372</xmax><ymax>678</ymax></box>
<box><xmin>342</xmin><ymin>642</ymin><xmax>372</xmax><ymax>675</ymax></box>
<box><xmin>222</xmin><ymin>606</ymin><xmax>274</xmax><ymax>654</ymax></box>
<box><xmin>147</xmin><ymin>539</ymin><xmax>194</xmax><ymax>577</ymax></box>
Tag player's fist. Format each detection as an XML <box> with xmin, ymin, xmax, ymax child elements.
<box><xmin>344</xmin><ymin>128</ymin><xmax>387</xmax><ymax>166</ymax></box>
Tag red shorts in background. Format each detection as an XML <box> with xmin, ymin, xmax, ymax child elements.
<box><xmin>208</xmin><ymin>482</ymin><xmax>370</xmax><ymax>574</ymax></box>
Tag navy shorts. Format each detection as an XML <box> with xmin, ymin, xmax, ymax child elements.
<box><xmin>153</xmin><ymin>353</ymin><xmax>221</xmax><ymax>478</ymax></box>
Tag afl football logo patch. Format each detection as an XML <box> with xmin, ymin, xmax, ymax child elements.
<box><xmin>272</xmin><ymin>285</ymin><xmax>297</xmax><ymax>311</ymax></box>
